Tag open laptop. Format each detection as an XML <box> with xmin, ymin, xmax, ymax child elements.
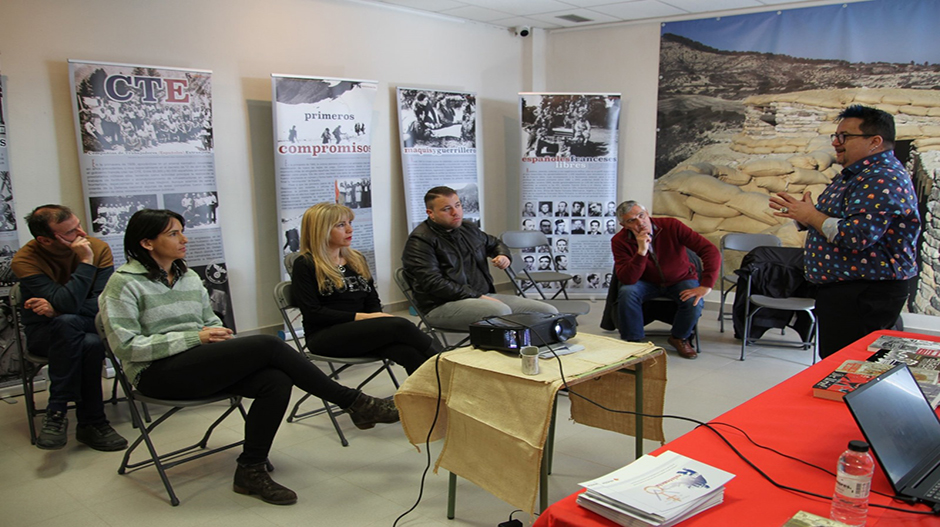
<box><xmin>844</xmin><ymin>364</ymin><xmax>940</xmax><ymax>507</ymax></box>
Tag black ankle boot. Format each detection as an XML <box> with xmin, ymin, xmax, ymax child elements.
<box><xmin>344</xmin><ymin>392</ymin><xmax>400</xmax><ymax>430</ymax></box>
<box><xmin>234</xmin><ymin>462</ymin><xmax>297</xmax><ymax>505</ymax></box>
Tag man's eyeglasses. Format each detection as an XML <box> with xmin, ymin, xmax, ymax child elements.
<box><xmin>830</xmin><ymin>132</ymin><xmax>874</xmax><ymax>145</ymax></box>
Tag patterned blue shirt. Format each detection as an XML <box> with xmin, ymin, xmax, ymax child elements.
<box><xmin>804</xmin><ymin>150</ymin><xmax>920</xmax><ymax>283</ymax></box>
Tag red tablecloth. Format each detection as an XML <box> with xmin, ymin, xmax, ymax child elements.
<box><xmin>534</xmin><ymin>330</ymin><xmax>940</xmax><ymax>526</ymax></box>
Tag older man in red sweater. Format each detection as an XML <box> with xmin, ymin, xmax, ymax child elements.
<box><xmin>612</xmin><ymin>201</ymin><xmax>720</xmax><ymax>359</ymax></box>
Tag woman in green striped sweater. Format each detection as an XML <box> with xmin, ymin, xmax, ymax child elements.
<box><xmin>99</xmin><ymin>209</ymin><xmax>398</xmax><ymax>506</ymax></box>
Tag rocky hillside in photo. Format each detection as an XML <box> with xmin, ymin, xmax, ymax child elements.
<box><xmin>656</xmin><ymin>33</ymin><xmax>940</xmax><ymax>177</ymax></box>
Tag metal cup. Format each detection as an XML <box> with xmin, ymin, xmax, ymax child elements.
<box><xmin>520</xmin><ymin>346</ymin><xmax>540</xmax><ymax>375</ymax></box>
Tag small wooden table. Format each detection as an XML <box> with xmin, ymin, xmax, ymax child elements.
<box><xmin>395</xmin><ymin>333</ymin><xmax>666</xmax><ymax>516</ymax></box>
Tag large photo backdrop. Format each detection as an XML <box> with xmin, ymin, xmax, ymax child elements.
<box><xmin>654</xmin><ymin>0</ymin><xmax>940</xmax><ymax>317</ymax></box>
<box><xmin>68</xmin><ymin>60</ymin><xmax>235</xmax><ymax>328</ymax></box>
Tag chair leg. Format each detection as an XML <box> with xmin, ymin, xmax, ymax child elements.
<box><xmin>718</xmin><ymin>290</ymin><xmax>726</xmax><ymax>332</ymax></box>
<box><xmin>120</xmin><ymin>404</ymin><xmax>184</xmax><ymax>506</ymax></box>
<box><xmin>322</xmin><ymin>399</ymin><xmax>349</xmax><ymax>447</ymax></box>
<box><xmin>21</xmin><ymin>367</ymin><xmax>39</xmax><ymax>445</ymax></box>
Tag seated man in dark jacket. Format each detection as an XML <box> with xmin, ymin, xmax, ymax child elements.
<box><xmin>402</xmin><ymin>186</ymin><xmax>556</xmax><ymax>331</ymax></box>
<box><xmin>612</xmin><ymin>200</ymin><xmax>720</xmax><ymax>359</ymax></box>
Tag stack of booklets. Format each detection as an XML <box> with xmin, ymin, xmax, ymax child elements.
<box><xmin>812</xmin><ymin>335</ymin><xmax>940</xmax><ymax>407</ymax></box>
<box><xmin>577</xmin><ymin>451</ymin><xmax>735</xmax><ymax>527</ymax></box>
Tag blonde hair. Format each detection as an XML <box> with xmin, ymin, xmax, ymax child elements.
<box><xmin>299</xmin><ymin>202</ymin><xmax>371</xmax><ymax>293</ymax></box>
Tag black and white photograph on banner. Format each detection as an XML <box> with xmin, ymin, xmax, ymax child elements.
<box><xmin>523</xmin><ymin>254</ymin><xmax>536</xmax><ymax>271</ymax></box>
<box><xmin>0</xmin><ymin>243</ymin><xmax>16</xmax><ymax>284</ymax></box>
<box><xmin>0</xmin><ymin>171</ymin><xmax>15</xmax><ymax>231</ymax></box>
<box><xmin>164</xmin><ymin>191</ymin><xmax>219</xmax><ymax>228</ymax></box>
<box><xmin>448</xmin><ymin>182</ymin><xmax>480</xmax><ymax>226</ymax></box>
<box><xmin>89</xmin><ymin>194</ymin><xmax>158</xmax><ymax>236</ymax></box>
<box><xmin>191</xmin><ymin>263</ymin><xmax>234</xmax><ymax>329</ymax></box>
<box><xmin>570</xmin><ymin>274</ymin><xmax>583</xmax><ymax>289</ymax></box>
<box><xmin>398</xmin><ymin>89</ymin><xmax>476</xmax><ymax>149</ymax></box>
<box><xmin>521</xmin><ymin>94</ymin><xmax>619</xmax><ymax>158</ymax></box>
<box><xmin>72</xmin><ymin>65</ymin><xmax>212</xmax><ymax>154</ymax></box>
<box><xmin>280</xmin><ymin>210</ymin><xmax>304</xmax><ymax>256</ymax></box>
<box><xmin>336</xmin><ymin>177</ymin><xmax>372</xmax><ymax>210</ymax></box>
<box><xmin>605</xmin><ymin>219</ymin><xmax>617</xmax><ymax>235</ymax></box>
<box><xmin>273</xmin><ymin>77</ymin><xmax>373</xmax><ymax>149</ymax></box>
<box><xmin>539</xmin><ymin>219</ymin><xmax>552</xmax><ymax>235</ymax></box>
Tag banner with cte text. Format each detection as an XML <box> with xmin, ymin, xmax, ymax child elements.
<box><xmin>68</xmin><ymin>60</ymin><xmax>235</xmax><ymax>329</ymax></box>
<box><xmin>519</xmin><ymin>93</ymin><xmax>621</xmax><ymax>296</ymax></box>
<box><xmin>396</xmin><ymin>87</ymin><xmax>480</xmax><ymax>230</ymax></box>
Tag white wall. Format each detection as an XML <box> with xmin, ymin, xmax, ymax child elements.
<box><xmin>0</xmin><ymin>0</ymin><xmax>524</xmax><ymax>332</ymax></box>
<box><xmin>544</xmin><ymin>23</ymin><xmax>663</xmax><ymax>209</ymax></box>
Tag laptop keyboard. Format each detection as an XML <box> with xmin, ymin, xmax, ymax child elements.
<box><xmin>924</xmin><ymin>480</ymin><xmax>940</xmax><ymax>500</ymax></box>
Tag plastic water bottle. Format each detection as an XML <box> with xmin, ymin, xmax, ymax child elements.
<box><xmin>830</xmin><ymin>440</ymin><xmax>875</xmax><ymax>526</ymax></box>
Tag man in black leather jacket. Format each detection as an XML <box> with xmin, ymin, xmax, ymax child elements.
<box><xmin>402</xmin><ymin>186</ymin><xmax>556</xmax><ymax>331</ymax></box>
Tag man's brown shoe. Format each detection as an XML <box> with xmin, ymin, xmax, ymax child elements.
<box><xmin>667</xmin><ymin>336</ymin><xmax>697</xmax><ymax>360</ymax></box>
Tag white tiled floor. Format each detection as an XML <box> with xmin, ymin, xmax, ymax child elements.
<box><xmin>0</xmin><ymin>305</ymin><xmax>818</xmax><ymax>526</ymax></box>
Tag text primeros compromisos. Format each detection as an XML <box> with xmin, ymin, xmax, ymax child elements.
<box><xmin>304</xmin><ymin>112</ymin><xmax>355</xmax><ymax>121</ymax></box>
<box><xmin>277</xmin><ymin>143</ymin><xmax>371</xmax><ymax>157</ymax></box>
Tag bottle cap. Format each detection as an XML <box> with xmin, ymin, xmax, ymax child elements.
<box><xmin>848</xmin><ymin>440</ymin><xmax>870</xmax><ymax>453</ymax></box>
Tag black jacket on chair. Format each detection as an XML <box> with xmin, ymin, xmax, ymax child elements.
<box><xmin>732</xmin><ymin>246</ymin><xmax>817</xmax><ymax>341</ymax></box>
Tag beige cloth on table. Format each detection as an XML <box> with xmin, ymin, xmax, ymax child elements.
<box><xmin>394</xmin><ymin>333</ymin><xmax>667</xmax><ymax>513</ymax></box>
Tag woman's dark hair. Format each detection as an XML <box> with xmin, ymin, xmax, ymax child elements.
<box><xmin>124</xmin><ymin>209</ymin><xmax>187</xmax><ymax>280</ymax></box>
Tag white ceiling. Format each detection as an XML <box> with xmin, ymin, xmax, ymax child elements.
<box><xmin>351</xmin><ymin>0</ymin><xmax>866</xmax><ymax>31</ymax></box>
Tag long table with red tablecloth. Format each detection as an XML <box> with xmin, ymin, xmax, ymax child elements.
<box><xmin>533</xmin><ymin>330</ymin><xmax>940</xmax><ymax>526</ymax></box>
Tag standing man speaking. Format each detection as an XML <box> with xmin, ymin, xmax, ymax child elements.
<box><xmin>770</xmin><ymin>105</ymin><xmax>920</xmax><ymax>358</ymax></box>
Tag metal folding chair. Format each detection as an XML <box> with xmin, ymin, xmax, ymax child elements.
<box><xmin>94</xmin><ymin>314</ymin><xmax>250</xmax><ymax>506</ymax></box>
<box><xmin>393</xmin><ymin>267</ymin><xmax>470</xmax><ymax>351</ymax></box>
<box><xmin>718</xmin><ymin>233</ymin><xmax>781</xmax><ymax>333</ymax></box>
<box><xmin>500</xmin><ymin>231</ymin><xmax>574</xmax><ymax>299</ymax></box>
<box><xmin>8</xmin><ymin>283</ymin><xmax>121</xmax><ymax>444</ymax></box>
<box><xmin>273</xmin><ymin>280</ymin><xmax>399</xmax><ymax>446</ymax></box>
<box><xmin>736</xmin><ymin>248</ymin><xmax>818</xmax><ymax>362</ymax></box>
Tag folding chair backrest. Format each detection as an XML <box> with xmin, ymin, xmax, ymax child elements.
<box><xmin>720</xmin><ymin>233</ymin><xmax>782</xmax><ymax>281</ymax></box>
<box><xmin>94</xmin><ymin>314</ymin><xmax>133</xmax><ymax>402</ymax></box>
<box><xmin>500</xmin><ymin>230</ymin><xmax>550</xmax><ymax>251</ymax></box>
<box><xmin>273</xmin><ymin>280</ymin><xmax>306</xmax><ymax>353</ymax></box>
<box><xmin>393</xmin><ymin>268</ymin><xmax>429</xmax><ymax>326</ymax></box>
<box><xmin>284</xmin><ymin>252</ymin><xmax>302</xmax><ymax>275</ymax></box>
<box><xmin>721</xmin><ymin>233</ymin><xmax>782</xmax><ymax>253</ymax></box>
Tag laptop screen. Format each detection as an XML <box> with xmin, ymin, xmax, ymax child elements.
<box><xmin>843</xmin><ymin>364</ymin><xmax>940</xmax><ymax>490</ymax></box>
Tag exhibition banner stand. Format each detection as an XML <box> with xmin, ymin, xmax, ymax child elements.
<box><xmin>519</xmin><ymin>93</ymin><xmax>621</xmax><ymax>296</ymax></box>
<box><xmin>68</xmin><ymin>60</ymin><xmax>235</xmax><ymax>329</ymax></box>
<box><xmin>396</xmin><ymin>87</ymin><xmax>480</xmax><ymax>230</ymax></box>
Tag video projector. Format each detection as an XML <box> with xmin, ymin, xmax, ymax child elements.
<box><xmin>469</xmin><ymin>312</ymin><xmax>578</xmax><ymax>353</ymax></box>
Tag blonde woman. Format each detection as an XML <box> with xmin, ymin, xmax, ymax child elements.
<box><xmin>100</xmin><ymin>209</ymin><xmax>399</xmax><ymax>506</ymax></box>
<box><xmin>292</xmin><ymin>202</ymin><xmax>440</xmax><ymax>374</ymax></box>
